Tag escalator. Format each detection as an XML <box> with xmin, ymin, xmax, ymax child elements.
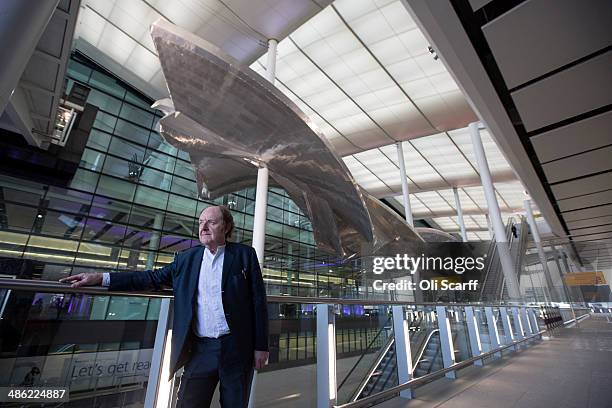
<box><xmin>355</xmin><ymin>335</ymin><xmax>398</xmax><ymax>398</ymax></box>
<box><xmin>341</xmin><ymin>315</ymin><xmax>446</xmax><ymax>403</ymax></box>
<box><xmin>480</xmin><ymin>216</ymin><xmax>528</xmax><ymax>301</ymax></box>
<box><xmin>501</xmin><ymin>217</ymin><xmax>528</xmax><ymax>299</ymax></box>
<box><xmin>412</xmin><ymin>330</ymin><xmax>442</xmax><ymax>377</ymax></box>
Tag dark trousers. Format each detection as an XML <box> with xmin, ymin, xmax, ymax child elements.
<box><xmin>176</xmin><ymin>334</ymin><xmax>253</xmax><ymax>408</ymax></box>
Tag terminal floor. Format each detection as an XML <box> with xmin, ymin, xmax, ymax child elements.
<box><xmin>378</xmin><ymin>314</ymin><xmax>612</xmax><ymax>408</ymax></box>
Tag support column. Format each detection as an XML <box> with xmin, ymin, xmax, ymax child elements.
<box><xmin>396</xmin><ymin>142</ymin><xmax>414</xmax><ymax>226</ymax></box>
<box><xmin>316</xmin><ymin>304</ymin><xmax>336</xmax><ymax>408</ymax></box>
<box><xmin>523</xmin><ymin>199</ymin><xmax>556</xmax><ymax>302</ymax></box>
<box><xmin>453</xmin><ymin>187</ymin><xmax>467</xmax><ymax>242</ymax></box>
<box><xmin>392</xmin><ymin>306</ymin><xmax>413</xmax><ymax>399</ymax></box>
<box><xmin>265</xmin><ymin>39</ymin><xmax>277</xmax><ymax>84</ymax></box>
<box><xmin>469</xmin><ymin>122</ymin><xmax>521</xmax><ymax>300</ymax></box>
<box><xmin>435</xmin><ymin>306</ymin><xmax>456</xmax><ymax>379</ymax></box>
<box><xmin>485</xmin><ymin>214</ymin><xmax>493</xmax><ymax>239</ymax></box>
<box><xmin>249</xmin><ymin>39</ymin><xmax>277</xmax><ymax>408</ymax></box>
<box><xmin>251</xmin><ymin>38</ymin><xmax>277</xmax><ymax>265</ymax></box>
<box><xmin>464</xmin><ymin>307</ymin><xmax>483</xmax><ymax>365</ymax></box>
<box><xmin>0</xmin><ymin>0</ymin><xmax>60</xmax><ymax>115</ymax></box>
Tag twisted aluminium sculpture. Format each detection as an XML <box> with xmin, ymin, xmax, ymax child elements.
<box><xmin>150</xmin><ymin>20</ymin><xmax>422</xmax><ymax>258</ymax></box>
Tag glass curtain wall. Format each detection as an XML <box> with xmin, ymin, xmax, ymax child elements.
<box><xmin>0</xmin><ymin>52</ymin><xmax>362</xmax><ymax>299</ymax></box>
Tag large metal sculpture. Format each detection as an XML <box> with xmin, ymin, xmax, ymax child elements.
<box><xmin>150</xmin><ymin>20</ymin><xmax>422</xmax><ymax>258</ymax></box>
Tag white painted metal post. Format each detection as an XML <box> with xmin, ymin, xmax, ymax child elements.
<box><xmin>485</xmin><ymin>214</ymin><xmax>493</xmax><ymax>239</ymax></box>
<box><xmin>249</xmin><ymin>39</ymin><xmax>278</xmax><ymax>408</ymax></box>
<box><xmin>251</xmin><ymin>39</ymin><xmax>278</xmax><ymax>266</ymax></box>
<box><xmin>484</xmin><ymin>307</ymin><xmax>502</xmax><ymax>358</ymax></box>
<box><xmin>527</xmin><ymin>309</ymin><xmax>542</xmax><ymax>341</ymax></box>
<box><xmin>520</xmin><ymin>307</ymin><xmax>533</xmax><ymax>336</ymax></box>
<box><xmin>265</xmin><ymin>39</ymin><xmax>277</xmax><ymax>84</ymax></box>
<box><xmin>392</xmin><ymin>306</ymin><xmax>414</xmax><ymax>399</ymax></box>
<box><xmin>453</xmin><ymin>187</ymin><xmax>468</xmax><ymax>242</ymax></box>
<box><xmin>396</xmin><ymin>142</ymin><xmax>414</xmax><ymax>226</ymax></box>
<box><xmin>144</xmin><ymin>299</ymin><xmax>172</xmax><ymax>408</ymax></box>
<box><xmin>316</xmin><ymin>304</ymin><xmax>337</xmax><ymax>408</ymax></box>
<box><xmin>512</xmin><ymin>307</ymin><xmax>525</xmax><ymax>343</ymax></box>
<box><xmin>500</xmin><ymin>307</ymin><xmax>516</xmax><ymax>349</ymax></box>
<box><xmin>464</xmin><ymin>307</ymin><xmax>483</xmax><ymax>366</ymax></box>
<box><xmin>469</xmin><ymin>122</ymin><xmax>521</xmax><ymax>300</ymax></box>
<box><xmin>523</xmin><ymin>199</ymin><xmax>556</xmax><ymax>302</ymax></box>
<box><xmin>435</xmin><ymin>306</ymin><xmax>456</xmax><ymax>379</ymax></box>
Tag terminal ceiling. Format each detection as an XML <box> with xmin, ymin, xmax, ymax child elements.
<box><xmin>72</xmin><ymin>0</ymin><xmax>539</xmax><ymax>240</ymax></box>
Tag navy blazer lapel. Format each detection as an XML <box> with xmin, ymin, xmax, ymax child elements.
<box><xmin>221</xmin><ymin>243</ymin><xmax>236</xmax><ymax>289</ymax></box>
<box><xmin>188</xmin><ymin>246</ymin><xmax>204</xmax><ymax>305</ymax></box>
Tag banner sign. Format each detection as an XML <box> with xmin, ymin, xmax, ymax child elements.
<box><xmin>564</xmin><ymin>271</ymin><xmax>606</xmax><ymax>286</ymax></box>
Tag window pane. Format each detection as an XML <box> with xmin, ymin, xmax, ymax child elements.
<box><xmin>119</xmin><ymin>103</ymin><xmax>154</xmax><ymax>128</ymax></box>
<box><xmin>89</xmin><ymin>71</ymin><xmax>126</xmax><ymax>99</ymax></box>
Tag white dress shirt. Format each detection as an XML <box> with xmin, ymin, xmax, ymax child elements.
<box><xmin>194</xmin><ymin>245</ymin><xmax>230</xmax><ymax>338</ymax></box>
<box><xmin>102</xmin><ymin>245</ymin><xmax>230</xmax><ymax>338</ymax></box>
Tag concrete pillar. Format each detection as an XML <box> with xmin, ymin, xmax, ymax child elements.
<box><xmin>523</xmin><ymin>199</ymin><xmax>556</xmax><ymax>302</ymax></box>
<box><xmin>469</xmin><ymin>122</ymin><xmax>521</xmax><ymax>300</ymax></box>
<box><xmin>0</xmin><ymin>0</ymin><xmax>60</xmax><ymax>115</ymax></box>
<box><xmin>453</xmin><ymin>187</ymin><xmax>467</xmax><ymax>242</ymax></box>
<box><xmin>396</xmin><ymin>142</ymin><xmax>414</xmax><ymax>226</ymax></box>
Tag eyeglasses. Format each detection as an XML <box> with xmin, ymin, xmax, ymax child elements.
<box><xmin>199</xmin><ymin>219</ymin><xmax>222</xmax><ymax>228</ymax></box>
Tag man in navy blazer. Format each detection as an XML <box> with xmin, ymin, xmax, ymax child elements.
<box><xmin>61</xmin><ymin>205</ymin><xmax>269</xmax><ymax>407</ymax></box>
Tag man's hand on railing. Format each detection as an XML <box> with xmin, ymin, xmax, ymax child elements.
<box><xmin>254</xmin><ymin>350</ymin><xmax>269</xmax><ymax>370</ymax></box>
<box><xmin>59</xmin><ymin>273</ymin><xmax>103</xmax><ymax>288</ymax></box>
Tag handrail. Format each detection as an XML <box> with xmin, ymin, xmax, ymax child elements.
<box><xmin>0</xmin><ymin>278</ymin><xmax>547</xmax><ymax>307</ymax></box>
<box><xmin>338</xmin><ymin>315</ymin><xmax>393</xmax><ymax>390</ymax></box>
<box><xmin>350</xmin><ymin>335</ymin><xmax>395</xmax><ymax>402</ymax></box>
<box><xmin>480</xmin><ymin>216</ymin><xmax>515</xmax><ymax>301</ymax></box>
<box><xmin>333</xmin><ymin>328</ymin><xmax>546</xmax><ymax>408</ymax></box>
<box><xmin>411</xmin><ymin>329</ymin><xmax>439</xmax><ymax>373</ymax></box>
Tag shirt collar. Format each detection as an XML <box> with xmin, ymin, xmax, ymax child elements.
<box><xmin>205</xmin><ymin>244</ymin><xmax>226</xmax><ymax>257</ymax></box>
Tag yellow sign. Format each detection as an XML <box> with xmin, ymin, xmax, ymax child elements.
<box><xmin>564</xmin><ymin>271</ymin><xmax>606</xmax><ymax>286</ymax></box>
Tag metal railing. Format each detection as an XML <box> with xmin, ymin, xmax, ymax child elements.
<box><xmin>0</xmin><ymin>278</ymin><xmax>590</xmax><ymax>408</ymax></box>
<box><xmin>0</xmin><ymin>278</ymin><xmax>553</xmax><ymax>306</ymax></box>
